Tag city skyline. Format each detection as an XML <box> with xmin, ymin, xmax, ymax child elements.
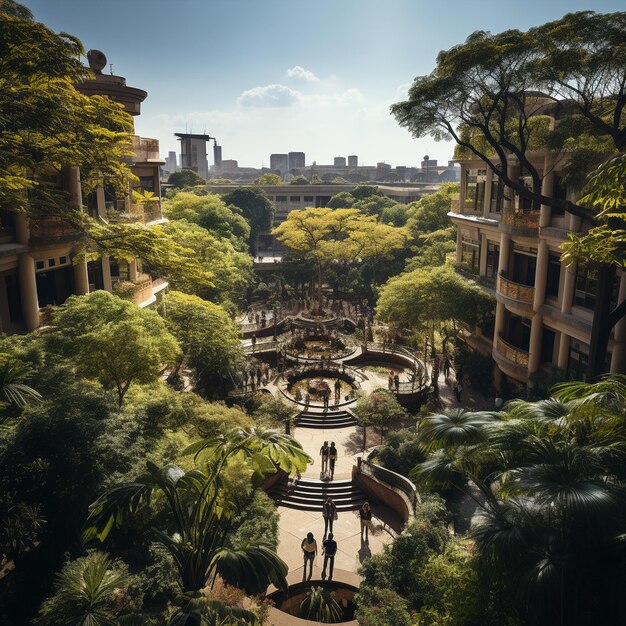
<box><xmin>25</xmin><ymin>0</ymin><xmax>625</xmax><ymax>169</ymax></box>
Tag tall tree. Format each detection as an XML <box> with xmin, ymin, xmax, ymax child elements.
<box><xmin>222</xmin><ymin>187</ymin><xmax>275</xmax><ymax>254</ymax></box>
<box><xmin>391</xmin><ymin>11</ymin><xmax>626</xmax><ymax>378</ymax></box>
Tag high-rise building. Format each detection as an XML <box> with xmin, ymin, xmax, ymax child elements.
<box><xmin>164</xmin><ymin>151</ymin><xmax>177</xmax><ymax>173</ymax></box>
<box><xmin>270</xmin><ymin>153</ymin><xmax>289</xmax><ymax>172</ymax></box>
<box><xmin>175</xmin><ymin>133</ymin><xmax>211</xmax><ymax>179</ymax></box>
<box><xmin>288</xmin><ymin>151</ymin><xmax>305</xmax><ymax>169</ymax></box>
<box><xmin>348</xmin><ymin>155</ymin><xmax>358</xmax><ymax>167</ymax></box>
<box><xmin>213</xmin><ymin>145</ymin><xmax>222</xmax><ymax>169</ymax></box>
<box><xmin>334</xmin><ymin>157</ymin><xmax>346</xmax><ymax>167</ymax></box>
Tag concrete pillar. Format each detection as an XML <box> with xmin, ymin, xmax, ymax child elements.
<box><xmin>18</xmin><ymin>253</ymin><xmax>39</xmax><ymax>331</ymax></box>
<box><xmin>96</xmin><ymin>186</ymin><xmax>107</xmax><ymax>219</ymax></box>
<box><xmin>505</xmin><ymin>160</ymin><xmax>519</xmax><ymax>210</ymax></box>
<box><xmin>557</xmin><ymin>332</ymin><xmax>571</xmax><ymax>370</ymax></box>
<box><xmin>459</xmin><ymin>166</ymin><xmax>466</xmax><ymax>209</ymax></box>
<box><xmin>67</xmin><ymin>165</ymin><xmax>82</xmax><ymax>209</ymax></box>
<box><xmin>129</xmin><ymin>260</ymin><xmax>138</xmax><ymax>282</ymax></box>
<box><xmin>483</xmin><ymin>168</ymin><xmax>493</xmax><ymax>217</ymax></box>
<box><xmin>561</xmin><ymin>263</ymin><xmax>577</xmax><ymax>315</ymax></box>
<box><xmin>101</xmin><ymin>255</ymin><xmax>113</xmax><ymax>292</ymax></box>
<box><xmin>528</xmin><ymin>313</ymin><xmax>544</xmax><ymax>379</ymax></box>
<box><xmin>494</xmin><ymin>301</ymin><xmax>506</xmax><ymax>343</ymax></box>
<box><xmin>14</xmin><ymin>212</ymin><xmax>29</xmax><ymax>245</ymax></box>
<box><xmin>534</xmin><ymin>239</ymin><xmax>549</xmax><ymax>312</ymax></box>
<box><xmin>610</xmin><ymin>272</ymin><xmax>626</xmax><ymax>373</ymax></box>
<box><xmin>498</xmin><ymin>233</ymin><xmax>511</xmax><ymax>276</ymax></box>
<box><xmin>479</xmin><ymin>233</ymin><xmax>488</xmax><ymax>276</ymax></box>
<box><xmin>73</xmin><ymin>258</ymin><xmax>89</xmax><ymax>295</ymax></box>
<box><xmin>456</xmin><ymin>228</ymin><xmax>463</xmax><ymax>263</ymax></box>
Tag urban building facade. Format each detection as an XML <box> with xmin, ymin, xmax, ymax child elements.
<box><xmin>288</xmin><ymin>152</ymin><xmax>305</xmax><ymax>170</ymax></box>
<box><xmin>450</xmin><ymin>153</ymin><xmax>626</xmax><ymax>388</ymax></box>
<box><xmin>0</xmin><ymin>51</ymin><xmax>167</xmax><ymax>335</ymax></box>
<box><xmin>175</xmin><ymin>133</ymin><xmax>212</xmax><ymax>179</ymax></box>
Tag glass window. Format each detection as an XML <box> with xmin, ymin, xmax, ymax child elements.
<box><xmin>546</xmin><ymin>255</ymin><xmax>561</xmax><ymax>298</ymax></box>
<box><xmin>551</xmin><ymin>175</ymin><xmax>566</xmax><ymax>216</ymax></box>
<box><xmin>574</xmin><ymin>266</ymin><xmax>619</xmax><ymax>310</ymax></box>
<box><xmin>464</xmin><ymin>169</ymin><xmax>486</xmax><ymax>211</ymax></box>
<box><xmin>490</xmin><ymin>179</ymin><xmax>503</xmax><ymax>213</ymax></box>
<box><xmin>275</xmin><ymin>196</ymin><xmax>287</xmax><ymax>202</ymax></box>
<box><xmin>461</xmin><ymin>237</ymin><xmax>480</xmax><ymax>274</ymax></box>
<box><xmin>290</xmin><ymin>196</ymin><xmax>301</xmax><ymax>202</ymax></box>
<box><xmin>303</xmin><ymin>195</ymin><xmax>314</xmax><ymax>202</ymax></box>
<box><xmin>486</xmin><ymin>242</ymin><xmax>500</xmax><ymax>280</ymax></box>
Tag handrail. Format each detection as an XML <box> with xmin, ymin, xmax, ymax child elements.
<box><xmin>358</xmin><ymin>458</ymin><xmax>417</xmax><ymax>509</ymax></box>
<box><xmin>496</xmin><ymin>333</ymin><xmax>529</xmax><ymax>367</ymax></box>
<box><xmin>497</xmin><ymin>272</ymin><xmax>534</xmax><ymax>304</ymax></box>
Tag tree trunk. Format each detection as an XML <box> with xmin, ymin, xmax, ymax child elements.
<box><xmin>362</xmin><ymin>424</ymin><xmax>367</xmax><ymax>451</ymax></box>
<box><xmin>586</xmin><ymin>265</ymin><xmax>616</xmax><ymax>381</ymax></box>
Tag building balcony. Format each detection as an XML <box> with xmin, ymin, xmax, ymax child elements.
<box><xmin>501</xmin><ymin>207</ymin><xmax>540</xmax><ymax>237</ymax></box>
<box><xmin>131</xmin><ymin>135</ymin><xmax>163</xmax><ymax>163</ymax></box>
<box><xmin>28</xmin><ymin>216</ymin><xmax>80</xmax><ymax>244</ymax></box>
<box><xmin>450</xmin><ymin>196</ymin><xmax>460</xmax><ymax>213</ymax></box>
<box><xmin>495</xmin><ymin>333</ymin><xmax>529</xmax><ymax>368</ymax></box>
<box><xmin>497</xmin><ymin>272</ymin><xmax>535</xmax><ymax>305</ymax></box>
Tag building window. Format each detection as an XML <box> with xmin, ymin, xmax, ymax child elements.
<box><xmin>464</xmin><ymin>169</ymin><xmax>486</xmax><ymax>211</ymax></box>
<box><xmin>486</xmin><ymin>242</ymin><xmax>500</xmax><ymax>280</ymax></box>
<box><xmin>568</xmin><ymin>340</ymin><xmax>589</xmax><ymax>380</ymax></box>
<box><xmin>517</xmin><ymin>167</ymin><xmax>534</xmax><ymax>210</ymax></box>
<box><xmin>303</xmin><ymin>195</ymin><xmax>314</xmax><ymax>202</ymax></box>
<box><xmin>290</xmin><ymin>196</ymin><xmax>301</xmax><ymax>202</ymax></box>
<box><xmin>275</xmin><ymin>196</ymin><xmax>287</xmax><ymax>202</ymax></box>
<box><xmin>551</xmin><ymin>175</ymin><xmax>566</xmax><ymax>216</ymax></box>
<box><xmin>461</xmin><ymin>237</ymin><xmax>480</xmax><ymax>274</ymax></box>
<box><xmin>546</xmin><ymin>255</ymin><xmax>561</xmax><ymax>298</ymax></box>
<box><xmin>490</xmin><ymin>178</ymin><xmax>503</xmax><ymax>213</ymax></box>
<box><xmin>511</xmin><ymin>245</ymin><xmax>536</xmax><ymax>286</ymax></box>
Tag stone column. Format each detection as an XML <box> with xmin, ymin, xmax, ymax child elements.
<box><xmin>483</xmin><ymin>168</ymin><xmax>493</xmax><ymax>217</ymax></box>
<box><xmin>528</xmin><ymin>314</ymin><xmax>544</xmax><ymax>380</ymax></box>
<box><xmin>610</xmin><ymin>272</ymin><xmax>626</xmax><ymax>373</ymax></box>
<box><xmin>494</xmin><ymin>301</ymin><xmax>506</xmax><ymax>346</ymax></box>
<box><xmin>456</xmin><ymin>228</ymin><xmax>463</xmax><ymax>264</ymax></box>
<box><xmin>101</xmin><ymin>255</ymin><xmax>113</xmax><ymax>292</ymax></box>
<box><xmin>561</xmin><ymin>263</ymin><xmax>577</xmax><ymax>315</ymax></box>
<box><xmin>557</xmin><ymin>332</ymin><xmax>571</xmax><ymax>370</ymax></box>
<box><xmin>96</xmin><ymin>186</ymin><xmax>107</xmax><ymax>219</ymax></box>
<box><xmin>540</xmin><ymin>153</ymin><xmax>554</xmax><ymax>228</ymax></box>
<box><xmin>73</xmin><ymin>258</ymin><xmax>89</xmax><ymax>295</ymax></box>
<box><xmin>14</xmin><ymin>212</ymin><xmax>29</xmax><ymax>245</ymax></box>
<box><xmin>18</xmin><ymin>253</ymin><xmax>39</xmax><ymax>331</ymax></box>
<box><xmin>534</xmin><ymin>239</ymin><xmax>549</xmax><ymax>312</ymax></box>
<box><xmin>479</xmin><ymin>233</ymin><xmax>488</xmax><ymax>276</ymax></box>
<box><xmin>129</xmin><ymin>260</ymin><xmax>138</xmax><ymax>282</ymax></box>
<box><xmin>498</xmin><ymin>232</ymin><xmax>511</xmax><ymax>276</ymax></box>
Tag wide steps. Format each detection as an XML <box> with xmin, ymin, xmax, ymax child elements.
<box><xmin>296</xmin><ymin>409</ymin><xmax>357</xmax><ymax>429</ymax></box>
<box><xmin>270</xmin><ymin>478</ymin><xmax>367</xmax><ymax>511</ymax></box>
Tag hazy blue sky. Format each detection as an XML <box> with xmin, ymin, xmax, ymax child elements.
<box><xmin>25</xmin><ymin>0</ymin><xmax>625</xmax><ymax>169</ymax></box>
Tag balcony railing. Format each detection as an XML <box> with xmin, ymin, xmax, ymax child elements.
<box><xmin>497</xmin><ymin>272</ymin><xmax>535</xmax><ymax>304</ymax></box>
<box><xmin>131</xmin><ymin>135</ymin><xmax>161</xmax><ymax>162</ymax></box>
<box><xmin>29</xmin><ymin>216</ymin><xmax>79</xmax><ymax>242</ymax></box>
<box><xmin>496</xmin><ymin>333</ymin><xmax>529</xmax><ymax>367</ymax></box>
<box><xmin>501</xmin><ymin>207</ymin><xmax>540</xmax><ymax>236</ymax></box>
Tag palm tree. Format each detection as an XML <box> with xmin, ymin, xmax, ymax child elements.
<box><xmin>36</xmin><ymin>551</ymin><xmax>134</xmax><ymax>626</ymax></box>
<box><xmin>0</xmin><ymin>353</ymin><xmax>41</xmax><ymax>417</ymax></box>
<box><xmin>83</xmin><ymin>428</ymin><xmax>311</xmax><ymax>623</ymax></box>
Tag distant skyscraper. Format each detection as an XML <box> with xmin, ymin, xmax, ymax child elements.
<box><xmin>167</xmin><ymin>151</ymin><xmax>177</xmax><ymax>172</ymax></box>
<box><xmin>270</xmin><ymin>153</ymin><xmax>289</xmax><ymax>172</ymax></box>
<box><xmin>334</xmin><ymin>156</ymin><xmax>346</xmax><ymax>167</ymax></box>
<box><xmin>213</xmin><ymin>144</ymin><xmax>222</xmax><ymax>168</ymax></box>
<box><xmin>288</xmin><ymin>151</ymin><xmax>305</xmax><ymax>169</ymax></box>
<box><xmin>348</xmin><ymin>155</ymin><xmax>358</xmax><ymax>167</ymax></box>
<box><xmin>175</xmin><ymin>133</ymin><xmax>211</xmax><ymax>179</ymax></box>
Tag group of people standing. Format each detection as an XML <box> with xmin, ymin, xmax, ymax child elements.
<box><xmin>319</xmin><ymin>440</ymin><xmax>337</xmax><ymax>479</ymax></box>
<box><xmin>242</xmin><ymin>363</ymin><xmax>271</xmax><ymax>393</ymax></box>
<box><xmin>300</xmin><ymin>500</ymin><xmax>374</xmax><ymax>581</ymax></box>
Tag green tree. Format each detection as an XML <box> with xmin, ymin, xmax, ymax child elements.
<box><xmin>353</xmin><ymin>390</ymin><xmax>409</xmax><ymax>450</ymax></box>
<box><xmin>160</xmin><ymin>291</ymin><xmax>244</xmax><ymax>397</ymax></box>
<box><xmin>36</xmin><ymin>551</ymin><xmax>137</xmax><ymax>626</ymax></box>
<box><xmin>222</xmin><ymin>187</ymin><xmax>275</xmax><ymax>253</ymax></box>
<box><xmin>273</xmin><ymin>207</ymin><xmax>407</xmax><ymax>312</ymax></box>
<box><xmin>255</xmin><ymin>173</ymin><xmax>282</xmax><ymax>185</ymax></box>
<box><xmin>290</xmin><ymin>175</ymin><xmax>309</xmax><ymax>185</ymax></box>
<box><xmin>83</xmin><ymin>428</ymin><xmax>311</xmax><ymax>620</ymax></box>
<box><xmin>168</xmin><ymin>169</ymin><xmax>205</xmax><ymax>188</ymax></box>
<box><xmin>326</xmin><ymin>191</ymin><xmax>354</xmax><ymax>209</ymax></box>
<box><xmin>46</xmin><ymin>291</ymin><xmax>180</xmax><ymax>406</ymax></box>
<box><xmin>0</xmin><ymin>353</ymin><xmax>41</xmax><ymax>416</ymax></box>
<box><xmin>162</xmin><ymin>191</ymin><xmax>250</xmax><ymax>250</ymax></box>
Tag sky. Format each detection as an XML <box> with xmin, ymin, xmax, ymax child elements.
<box><xmin>25</xmin><ymin>0</ymin><xmax>625</xmax><ymax>170</ymax></box>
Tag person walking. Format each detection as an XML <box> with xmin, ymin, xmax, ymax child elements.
<box><xmin>455</xmin><ymin>379</ymin><xmax>463</xmax><ymax>402</ymax></box>
<box><xmin>319</xmin><ymin>441</ymin><xmax>330</xmax><ymax>475</ymax></box>
<box><xmin>388</xmin><ymin>370</ymin><xmax>394</xmax><ymax>391</ymax></box>
<box><xmin>251</xmin><ymin>333</ymin><xmax>257</xmax><ymax>353</ymax></box>
<box><xmin>393</xmin><ymin>373</ymin><xmax>400</xmax><ymax>393</ymax></box>
<box><xmin>443</xmin><ymin>358</ymin><xmax>451</xmax><ymax>379</ymax></box>
<box><xmin>328</xmin><ymin>442</ymin><xmax>337</xmax><ymax>479</ymax></box>
<box><xmin>334</xmin><ymin>378</ymin><xmax>341</xmax><ymax>404</ymax></box>
<box><xmin>321</xmin><ymin>532</ymin><xmax>337</xmax><ymax>580</ymax></box>
<box><xmin>301</xmin><ymin>532</ymin><xmax>317</xmax><ymax>581</ymax></box>
<box><xmin>322</xmin><ymin>496</ymin><xmax>337</xmax><ymax>537</ymax></box>
<box><xmin>360</xmin><ymin>502</ymin><xmax>373</xmax><ymax>541</ymax></box>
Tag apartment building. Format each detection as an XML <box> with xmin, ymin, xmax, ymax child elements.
<box><xmin>0</xmin><ymin>50</ymin><xmax>167</xmax><ymax>335</ymax></box>
<box><xmin>450</xmin><ymin>154</ymin><xmax>626</xmax><ymax>388</ymax></box>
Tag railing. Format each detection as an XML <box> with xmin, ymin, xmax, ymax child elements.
<box><xmin>358</xmin><ymin>458</ymin><xmax>417</xmax><ymax>509</ymax></box>
<box><xmin>243</xmin><ymin>340</ymin><xmax>280</xmax><ymax>354</ymax></box>
<box><xmin>29</xmin><ymin>216</ymin><xmax>79</xmax><ymax>241</ymax></box>
<box><xmin>496</xmin><ymin>333</ymin><xmax>529</xmax><ymax>367</ymax></box>
<box><xmin>501</xmin><ymin>207</ymin><xmax>540</xmax><ymax>235</ymax></box>
<box><xmin>497</xmin><ymin>272</ymin><xmax>535</xmax><ymax>304</ymax></box>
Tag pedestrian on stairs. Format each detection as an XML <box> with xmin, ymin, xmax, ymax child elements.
<box><xmin>301</xmin><ymin>532</ymin><xmax>317</xmax><ymax>582</ymax></box>
<box><xmin>323</xmin><ymin>496</ymin><xmax>337</xmax><ymax>537</ymax></box>
<box><xmin>360</xmin><ymin>502</ymin><xmax>373</xmax><ymax>541</ymax></box>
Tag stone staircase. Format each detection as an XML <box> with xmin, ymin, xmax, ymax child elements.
<box><xmin>269</xmin><ymin>477</ymin><xmax>368</xmax><ymax>512</ymax></box>
<box><xmin>296</xmin><ymin>408</ymin><xmax>358</xmax><ymax>429</ymax></box>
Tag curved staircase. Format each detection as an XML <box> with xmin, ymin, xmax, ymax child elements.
<box><xmin>269</xmin><ymin>477</ymin><xmax>368</xmax><ymax>512</ymax></box>
<box><xmin>296</xmin><ymin>408</ymin><xmax>358</xmax><ymax>429</ymax></box>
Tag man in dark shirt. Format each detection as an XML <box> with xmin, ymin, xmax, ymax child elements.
<box><xmin>321</xmin><ymin>532</ymin><xmax>337</xmax><ymax>580</ymax></box>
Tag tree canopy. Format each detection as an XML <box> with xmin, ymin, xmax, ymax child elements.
<box><xmin>255</xmin><ymin>173</ymin><xmax>282</xmax><ymax>185</ymax></box>
<box><xmin>168</xmin><ymin>169</ymin><xmax>205</xmax><ymax>188</ymax></box>
<box><xmin>222</xmin><ymin>187</ymin><xmax>275</xmax><ymax>253</ymax></box>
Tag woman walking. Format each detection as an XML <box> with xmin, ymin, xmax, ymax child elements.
<box><xmin>301</xmin><ymin>532</ymin><xmax>317</xmax><ymax>581</ymax></box>
<box><xmin>322</xmin><ymin>496</ymin><xmax>337</xmax><ymax>537</ymax></box>
<box><xmin>359</xmin><ymin>502</ymin><xmax>373</xmax><ymax>541</ymax></box>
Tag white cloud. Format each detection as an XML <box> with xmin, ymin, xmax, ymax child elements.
<box><xmin>286</xmin><ymin>65</ymin><xmax>319</xmax><ymax>82</ymax></box>
<box><xmin>237</xmin><ymin>84</ymin><xmax>300</xmax><ymax>108</ymax></box>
